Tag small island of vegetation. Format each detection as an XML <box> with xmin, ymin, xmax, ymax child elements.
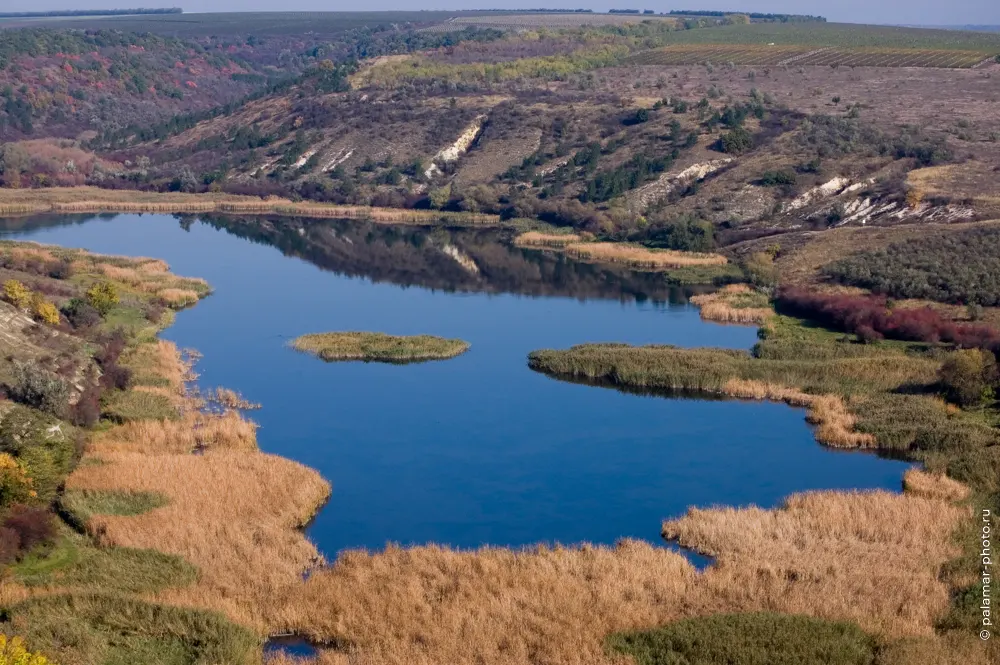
<box><xmin>292</xmin><ymin>332</ymin><xmax>470</xmax><ymax>363</ymax></box>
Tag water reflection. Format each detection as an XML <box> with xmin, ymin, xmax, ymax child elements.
<box><xmin>0</xmin><ymin>212</ymin><xmax>704</xmax><ymax>303</ymax></box>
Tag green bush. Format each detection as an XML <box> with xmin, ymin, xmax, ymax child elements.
<box><xmin>608</xmin><ymin>612</ymin><xmax>878</xmax><ymax>665</ymax></box>
<box><xmin>758</xmin><ymin>169</ymin><xmax>796</xmax><ymax>186</ymax></box>
<box><xmin>718</xmin><ymin>126</ymin><xmax>754</xmax><ymax>154</ymax></box>
<box><xmin>85</xmin><ymin>282</ymin><xmax>120</xmax><ymax>317</ymax></box>
<box><xmin>938</xmin><ymin>349</ymin><xmax>997</xmax><ymax>407</ymax></box>
<box><xmin>0</xmin><ymin>405</ymin><xmax>78</xmax><ymax>505</ymax></box>
<box><xmin>6</xmin><ymin>361</ymin><xmax>70</xmax><ymax>419</ymax></box>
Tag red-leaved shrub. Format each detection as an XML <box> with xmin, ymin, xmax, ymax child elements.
<box><xmin>775</xmin><ymin>287</ymin><xmax>1000</xmax><ymax>351</ymax></box>
<box><xmin>2</xmin><ymin>505</ymin><xmax>55</xmax><ymax>554</ymax></box>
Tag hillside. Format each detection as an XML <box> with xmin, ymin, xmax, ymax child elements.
<box><xmin>2</xmin><ymin>15</ymin><xmax>1000</xmax><ymax>250</ymax></box>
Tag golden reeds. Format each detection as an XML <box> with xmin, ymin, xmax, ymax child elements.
<box><xmin>276</xmin><ymin>488</ymin><xmax>965</xmax><ymax>664</ymax></box>
<box><xmin>563</xmin><ymin>242</ymin><xmax>728</xmax><ymax>270</ymax></box>
<box><xmin>206</xmin><ymin>387</ymin><xmax>262</xmax><ymax>411</ymax></box>
<box><xmin>690</xmin><ymin>285</ymin><xmax>773</xmax><ymax>325</ymax></box>
<box><xmin>89</xmin><ymin>410</ymin><xmax>257</xmax><ymax>455</ymax></box>
<box><xmin>902</xmin><ymin>468</ymin><xmax>971</xmax><ymax>502</ymax></box>
<box><xmin>721</xmin><ymin>379</ymin><xmax>876</xmax><ymax>448</ymax></box>
<box><xmin>664</xmin><ymin>489</ymin><xmax>967</xmax><ymax>639</ymax></box>
<box><xmin>157</xmin><ymin>288</ymin><xmax>201</xmax><ymax>308</ymax></box>
<box><xmin>512</xmin><ymin>231</ymin><xmax>582</xmax><ymax>248</ymax></box>
<box><xmin>66</xmin><ymin>447</ymin><xmax>330</xmax><ymax>632</ymax></box>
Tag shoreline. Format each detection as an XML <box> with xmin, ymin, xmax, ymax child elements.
<box><xmin>2</xmin><ymin>229</ymin><xmax>981</xmax><ymax>664</ymax></box>
<box><xmin>0</xmin><ymin>186</ymin><xmax>501</xmax><ymax>226</ymax></box>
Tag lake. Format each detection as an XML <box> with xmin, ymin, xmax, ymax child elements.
<box><xmin>1</xmin><ymin>213</ymin><xmax>911</xmax><ymax>558</ymax></box>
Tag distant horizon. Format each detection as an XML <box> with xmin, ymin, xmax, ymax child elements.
<box><xmin>11</xmin><ymin>2</ymin><xmax>1000</xmax><ymax>27</ymax></box>
<box><xmin>5</xmin><ymin>6</ymin><xmax>1000</xmax><ymax>30</ymax></box>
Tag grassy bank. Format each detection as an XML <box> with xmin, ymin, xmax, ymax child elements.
<box><xmin>0</xmin><ymin>240</ymin><xmax>330</xmax><ymax>662</ymax></box>
<box><xmin>292</xmin><ymin>332</ymin><xmax>470</xmax><ymax>363</ymax></box>
<box><xmin>0</xmin><ymin>187</ymin><xmax>500</xmax><ymax>226</ymax></box>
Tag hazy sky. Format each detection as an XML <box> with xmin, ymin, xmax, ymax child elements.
<box><xmin>17</xmin><ymin>2</ymin><xmax>1000</xmax><ymax>26</ymax></box>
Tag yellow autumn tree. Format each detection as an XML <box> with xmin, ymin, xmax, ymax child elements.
<box><xmin>31</xmin><ymin>294</ymin><xmax>59</xmax><ymax>326</ymax></box>
<box><xmin>2</xmin><ymin>279</ymin><xmax>31</xmax><ymax>310</ymax></box>
<box><xmin>0</xmin><ymin>635</ymin><xmax>57</xmax><ymax>665</ymax></box>
<box><xmin>0</xmin><ymin>453</ymin><xmax>36</xmax><ymax>508</ymax></box>
<box><xmin>85</xmin><ymin>281</ymin><xmax>119</xmax><ymax>316</ymax></box>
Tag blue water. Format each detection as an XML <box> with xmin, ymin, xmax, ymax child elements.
<box><xmin>2</xmin><ymin>213</ymin><xmax>911</xmax><ymax>557</ymax></box>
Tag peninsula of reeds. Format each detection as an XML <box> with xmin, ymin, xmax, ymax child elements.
<box><xmin>291</xmin><ymin>332</ymin><xmax>470</xmax><ymax>363</ymax></box>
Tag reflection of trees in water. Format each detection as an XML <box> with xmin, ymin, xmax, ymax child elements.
<box><xmin>0</xmin><ymin>213</ymin><xmax>116</xmax><ymax>234</ymax></box>
<box><xmin>0</xmin><ymin>211</ymin><xmax>707</xmax><ymax>303</ymax></box>
<box><xmin>196</xmin><ymin>214</ymin><xmax>706</xmax><ymax>304</ymax></box>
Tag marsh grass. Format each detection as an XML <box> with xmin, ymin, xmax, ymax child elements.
<box><xmin>101</xmin><ymin>389</ymin><xmax>179</xmax><ymax>422</ymax></box>
<box><xmin>563</xmin><ymin>242</ymin><xmax>729</xmax><ymax>270</ymax></box>
<box><xmin>60</xmin><ymin>488</ymin><xmax>169</xmax><ymax>523</ymax></box>
<box><xmin>0</xmin><ymin>593</ymin><xmax>259</xmax><ymax>665</ymax></box>
<box><xmin>292</xmin><ymin>332</ymin><xmax>470</xmax><ymax>363</ymax></box>
<box><xmin>12</xmin><ymin>531</ymin><xmax>198</xmax><ymax>595</ymax></box>
<box><xmin>608</xmin><ymin>612</ymin><xmax>878</xmax><ymax>665</ymax></box>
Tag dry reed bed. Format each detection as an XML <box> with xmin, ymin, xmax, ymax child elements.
<box><xmin>902</xmin><ymin>467</ymin><xmax>971</xmax><ymax>502</ymax></box>
<box><xmin>663</xmin><ymin>487</ymin><xmax>967</xmax><ymax>638</ymax></box>
<box><xmin>722</xmin><ymin>379</ymin><xmax>876</xmax><ymax>448</ymax></box>
<box><xmin>563</xmin><ymin>242</ymin><xmax>728</xmax><ymax>271</ymax></box>
<box><xmin>67</xmin><ymin>447</ymin><xmax>329</xmax><ymax>632</ymax></box>
<box><xmin>0</xmin><ymin>187</ymin><xmax>500</xmax><ymax>225</ymax></box>
<box><xmin>66</xmin><ymin>335</ymin><xmax>330</xmax><ymax>632</ymax></box>
<box><xmin>278</xmin><ymin>481</ymin><xmax>966</xmax><ymax>665</ymax></box>
<box><xmin>690</xmin><ymin>285</ymin><xmax>774</xmax><ymax>325</ymax></box>
<box><xmin>512</xmin><ymin>231</ymin><xmax>582</xmax><ymax>248</ymax></box>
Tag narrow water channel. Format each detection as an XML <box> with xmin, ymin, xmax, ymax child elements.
<box><xmin>2</xmin><ymin>213</ymin><xmax>911</xmax><ymax>558</ymax></box>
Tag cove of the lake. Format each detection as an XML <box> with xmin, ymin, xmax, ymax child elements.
<box><xmin>1</xmin><ymin>213</ymin><xmax>911</xmax><ymax>558</ymax></box>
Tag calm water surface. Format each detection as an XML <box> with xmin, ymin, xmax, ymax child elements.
<box><xmin>2</xmin><ymin>214</ymin><xmax>911</xmax><ymax>557</ymax></box>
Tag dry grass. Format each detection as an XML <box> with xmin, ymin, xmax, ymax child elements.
<box><xmin>278</xmin><ymin>489</ymin><xmax>964</xmax><ymax>664</ymax></box>
<box><xmin>65</xmin><ymin>327</ymin><xmax>331</xmax><ymax>632</ymax></box>
<box><xmin>280</xmin><ymin>539</ymin><xmax>697</xmax><ymax>665</ymax></box>
<box><xmin>0</xmin><ymin>187</ymin><xmax>500</xmax><ymax>225</ymax></box>
<box><xmin>206</xmin><ymin>387</ymin><xmax>261</xmax><ymax>411</ymax></box>
<box><xmin>89</xmin><ymin>410</ymin><xmax>258</xmax><ymax>454</ymax></box>
<box><xmin>691</xmin><ymin>285</ymin><xmax>773</xmax><ymax>325</ymax></box>
<box><xmin>65</xmin><ymin>447</ymin><xmax>329</xmax><ymax>632</ymax></box>
<box><xmin>563</xmin><ymin>242</ymin><xmax>728</xmax><ymax>271</ymax></box>
<box><xmin>664</xmin><ymin>490</ymin><xmax>967</xmax><ymax>639</ymax></box>
<box><xmin>156</xmin><ymin>288</ymin><xmax>201</xmax><ymax>308</ymax></box>
<box><xmin>512</xmin><ymin>231</ymin><xmax>582</xmax><ymax>248</ymax></box>
<box><xmin>902</xmin><ymin>468</ymin><xmax>971</xmax><ymax>502</ymax></box>
<box><xmin>721</xmin><ymin>379</ymin><xmax>876</xmax><ymax>448</ymax></box>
